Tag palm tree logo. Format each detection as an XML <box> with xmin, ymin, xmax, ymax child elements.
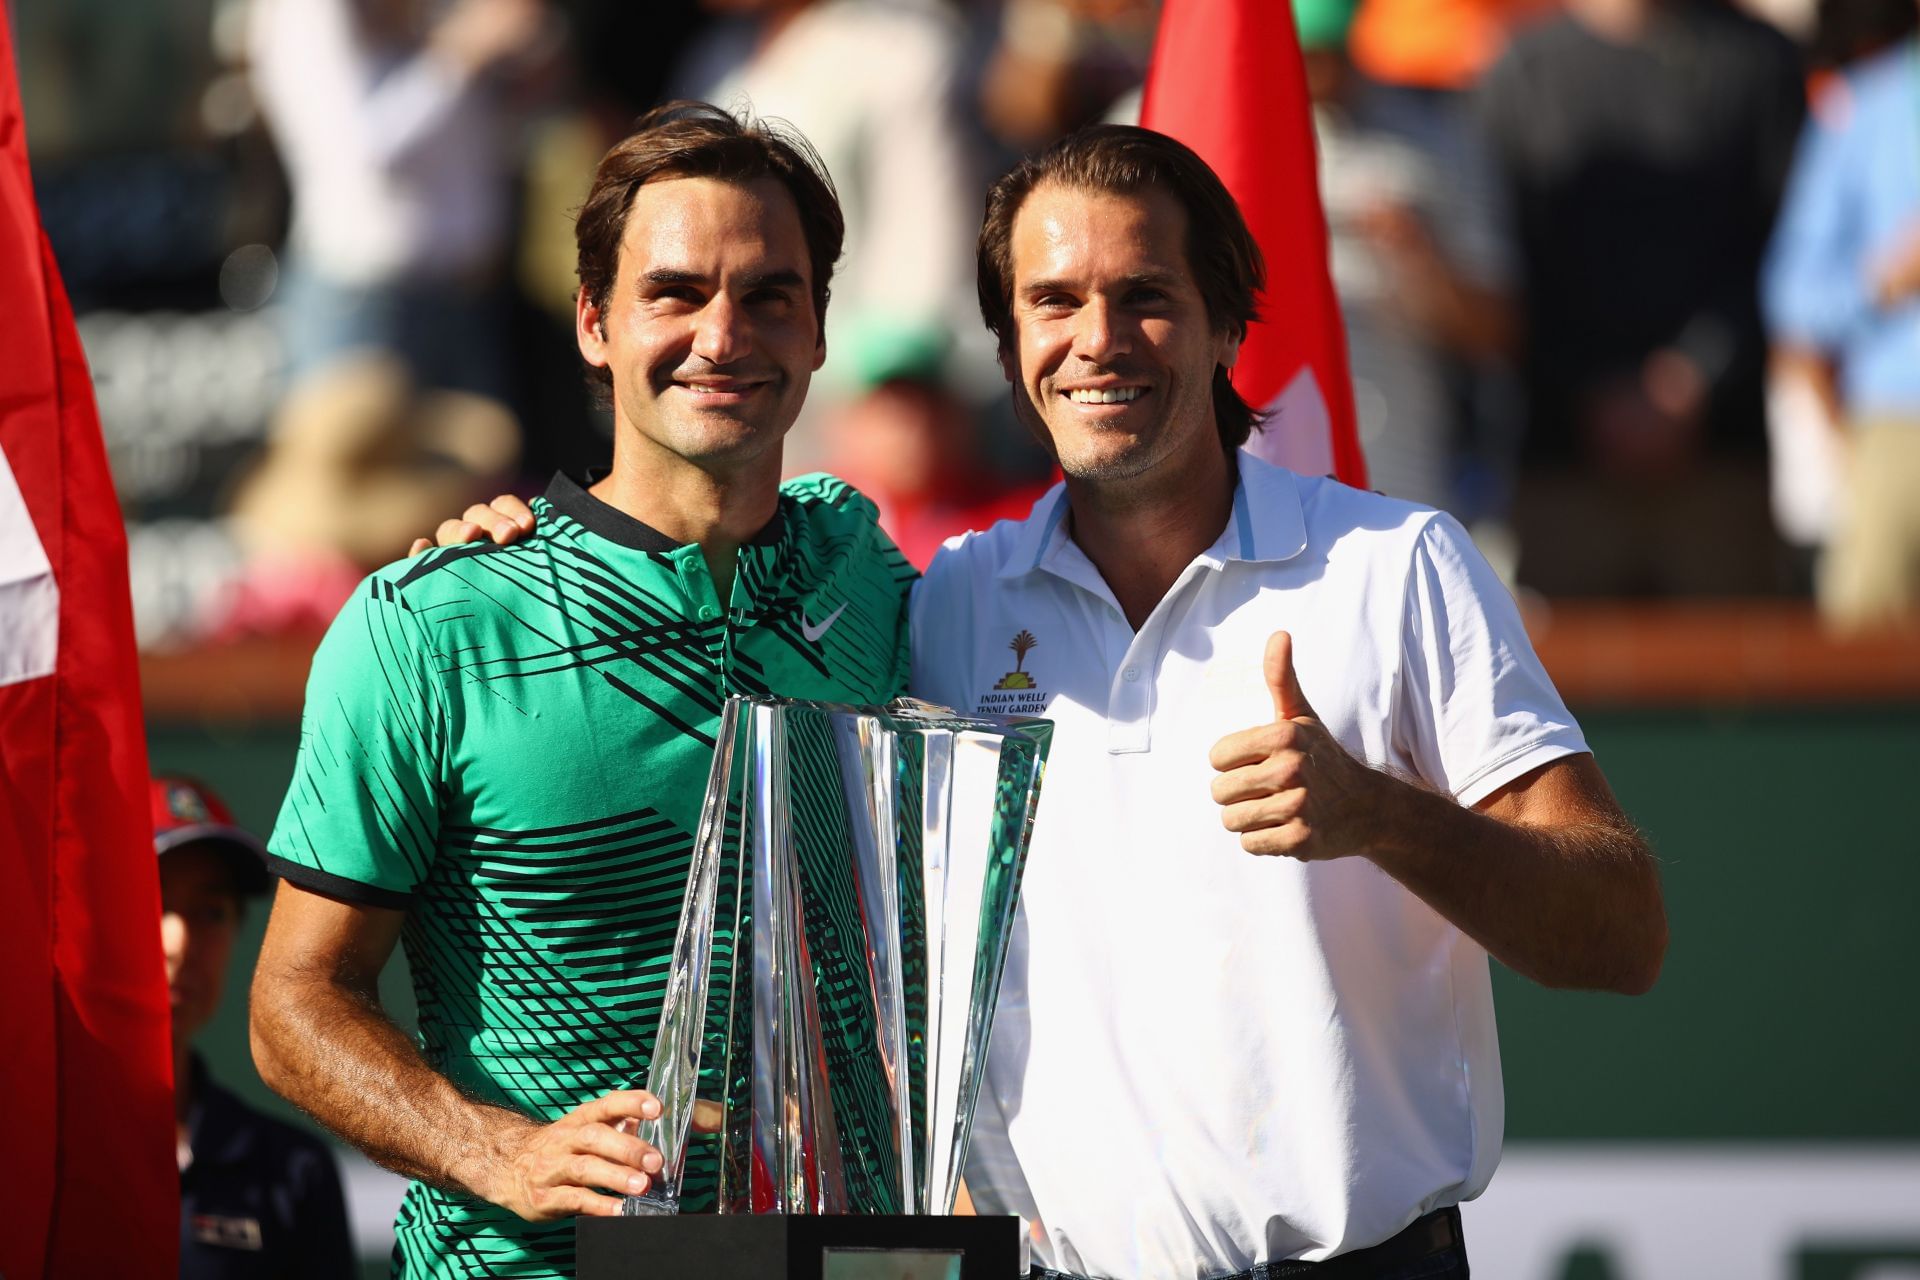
<box><xmin>995</xmin><ymin>629</ymin><xmax>1039</xmax><ymax>690</ymax></box>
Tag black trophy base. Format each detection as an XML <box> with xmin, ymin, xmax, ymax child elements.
<box><xmin>577</xmin><ymin>1213</ymin><xmax>1023</xmax><ymax>1279</ymax></box>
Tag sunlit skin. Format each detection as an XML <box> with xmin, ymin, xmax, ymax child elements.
<box><xmin>160</xmin><ymin>846</ymin><xmax>242</xmax><ymax>1128</ymax></box>
<box><xmin>575</xmin><ymin>174</ymin><xmax>825</xmax><ymax>575</ymax></box>
<box><xmin>998</xmin><ymin>181</ymin><xmax>1243</xmax><ymax>629</ymax></box>
<box><xmin>1003</xmin><ymin>181</ymin><xmax>1240</xmax><ymax>498</ymax></box>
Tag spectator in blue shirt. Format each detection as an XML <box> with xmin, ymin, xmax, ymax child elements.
<box><xmin>1765</xmin><ymin>36</ymin><xmax>1920</xmax><ymax>628</ymax></box>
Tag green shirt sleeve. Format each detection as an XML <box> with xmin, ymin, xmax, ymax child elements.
<box><xmin>266</xmin><ymin>571</ymin><xmax>447</xmax><ymax>907</ymax></box>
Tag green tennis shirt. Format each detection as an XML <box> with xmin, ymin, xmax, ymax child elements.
<box><xmin>266</xmin><ymin>472</ymin><xmax>914</xmax><ymax>1278</ymax></box>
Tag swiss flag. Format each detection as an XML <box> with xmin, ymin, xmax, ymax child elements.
<box><xmin>1142</xmin><ymin>0</ymin><xmax>1369</xmax><ymax>488</ymax></box>
<box><xmin>0</xmin><ymin>12</ymin><xmax>178</xmax><ymax>1278</ymax></box>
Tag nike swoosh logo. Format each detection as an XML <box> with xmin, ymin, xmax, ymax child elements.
<box><xmin>799</xmin><ymin>601</ymin><xmax>848</xmax><ymax>644</ymax></box>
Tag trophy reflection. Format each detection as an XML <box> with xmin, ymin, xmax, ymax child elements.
<box><xmin>627</xmin><ymin>696</ymin><xmax>1051</xmax><ymax>1217</ymax></box>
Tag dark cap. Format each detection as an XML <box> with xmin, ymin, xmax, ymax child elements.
<box><xmin>152</xmin><ymin>776</ymin><xmax>272</xmax><ymax>896</ymax></box>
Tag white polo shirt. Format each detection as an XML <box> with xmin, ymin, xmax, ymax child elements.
<box><xmin>910</xmin><ymin>453</ymin><xmax>1587</xmax><ymax>1279</ymax></box>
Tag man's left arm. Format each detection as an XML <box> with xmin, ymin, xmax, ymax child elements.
<box><xmin>1211</xmin><ymin>630</ymin><xmax>1665</xmax><ymax>994</ymax></box>
<box><xmin>1212</xmin><ymin>505</ymin><xmax>1670</xmax><ymax>998</ymax></box>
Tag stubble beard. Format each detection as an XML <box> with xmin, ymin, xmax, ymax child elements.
<box><xmin>626</xmin><ymin>369</ymin><xmax>798</xmax><ymax>472</ymax></box>
<box><xmin>1027</xmin><ymin>387</ymin><xmax>1183</xmax><ymax>496</ymax></box>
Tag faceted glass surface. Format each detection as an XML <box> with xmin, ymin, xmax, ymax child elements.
<box><xmin>625</xmin><ymin>696</ymin><xmax>1051</xmax><ymax>1216</ymax></box>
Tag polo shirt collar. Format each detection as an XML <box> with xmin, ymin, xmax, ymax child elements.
<box><xmin>542</xmin><ymin>472</ymin><xmax>786</xmax><ymax>553</ymax></box>
<box><xmin>996</xmin><ymin>480</ymin><xmax>1071</xmax><ymax>579</ymax></box>
<box><xmin>1219</xmin><ymin>450</ymin><xmax>1309</xmax><ymax>565</ymax></box>
<box><xmin>994</xmin><ymin>451</ymin><xmax>1308</xmax><ymax>581</ymax></box>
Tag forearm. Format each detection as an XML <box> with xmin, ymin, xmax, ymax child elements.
<box><xmin>251</xmin><ymin>972</ymin><xmax>534</xmax><ymax>1200</ymax></box>
<box><xmin>1363</xmin><ymin>771</ymin><xmax>1667</xmax><ymax>994</ymax></box>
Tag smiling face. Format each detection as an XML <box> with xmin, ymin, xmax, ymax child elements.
<box><xmin>577</xmin><ymin>175</ymin><xmax>825</xmax><ymax>478</ymax></box>
<box><xmin>159</xmin><ymin>845</ymin><xmax>242</xmax><ymax>1048</ymax></box>
<box><xmin>1003</xmin><ymin>181</ymin><xmax>1239</xmax><ymax>486</ymax></box>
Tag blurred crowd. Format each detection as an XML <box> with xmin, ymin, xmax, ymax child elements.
<box><xmin>16</xmin><ymin>0</ymin><xmax>1920</xmax><ymax>650</ymax></box>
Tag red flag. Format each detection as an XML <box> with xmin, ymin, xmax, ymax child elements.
<box><xmin>0</xmin><ymin>13</ymin><xmax>178</xmax><ymax>1278</ymax></box>
<box><xmin>1142</xmin><ymin>0</ymin><xmax>1369</xmax><ymax>487</ymax></box>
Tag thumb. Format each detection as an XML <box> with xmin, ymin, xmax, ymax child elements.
<box><xmin>1265</xmin><ymin>630</ymin><xmax>1315</xmax><ymax>723</ymax></box>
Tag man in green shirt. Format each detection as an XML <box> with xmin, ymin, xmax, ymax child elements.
<box><xmin>250</xmin><ymin>103</ymin><xmax>914</xmax><ymax>1278</ymax></box>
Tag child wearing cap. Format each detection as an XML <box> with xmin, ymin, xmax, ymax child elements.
<box><xmin>155</xmin><ymin>776</ymin><xmax>355</xmax><ymax>1278</ymax></box>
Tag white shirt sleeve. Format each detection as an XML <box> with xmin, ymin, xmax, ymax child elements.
<box><xmin>1393</xmin><ymin>513</ymin><xmax>1588</xmax><ymax>807</ymax></box>
<box><xmin>907</xmin><ymin>541</ymin><xmax>975</xmax><ymax>711</ymax></box>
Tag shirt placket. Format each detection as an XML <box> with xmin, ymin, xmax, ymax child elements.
<box><xmin>670</xmin><ymin>548</ymin><xmax>729</xmax><ymax>696</ymax></box>
<box><xmin>1036</xmin><ymin>519</ymin><xmax>1222</xmax><ymax>753</ymax></box>
<box><xmin>1104</xmin><ymin>561</ymin><xmax>1217</xmax><ymax>754</ymax></box>
<box><xmin>1046</xmin><ymin>556</ymin><xmax>1166</xmax><ymax>755</ymax></box>
<box><xmin>1104</xmin><ymin>605</ymin><xmax>1154</xmax><ymax>754</ymax></box>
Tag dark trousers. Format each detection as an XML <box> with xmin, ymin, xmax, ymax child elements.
<box><xmin>1029</xmin><ymin>1206</ymin><xmax>1468</xmax><ymax>1280</ymax></box>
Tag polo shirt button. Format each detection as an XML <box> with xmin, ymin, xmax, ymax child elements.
<box><xmin>1122</xmin><ymin>666</ymin><xmax>1139</xmax><ymax>682</ymax></box>
<box><xmin>698</xmin><ymin>605</ymin><xmax>719</xmax><ymax>621</ymax></box>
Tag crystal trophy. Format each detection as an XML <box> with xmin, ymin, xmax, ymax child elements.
<box><xmin>626</xmin><ymin>696</ymin><xmax>1051</xmax><ymax>1216</ymax></box>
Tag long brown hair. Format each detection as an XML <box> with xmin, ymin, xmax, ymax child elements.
<box><xmin>977</xmin><ymin>126</ymin><xmax>1268</xmax><ymax>449</ymax></box>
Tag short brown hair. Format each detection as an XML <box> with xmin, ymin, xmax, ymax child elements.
<box><xmin>976</xmin><ymin>125</ymin><xmax>1267</xmax><ymax>450</ymax></box>
<box><xmin>574</xmin><ymin>101</ymin><xmax>845</xmax><ymax>395</ymax></box>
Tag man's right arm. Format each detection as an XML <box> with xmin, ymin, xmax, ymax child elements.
<box><xmin>250</xmin><ymin>881</ymin><xmax>666</xmax><ymax>1220</ymax></box>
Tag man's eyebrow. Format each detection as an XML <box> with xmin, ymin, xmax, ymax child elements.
<box><xmin>1112</xmin><ymin>271</ymin><xmax>1180</xmax><ymax>291</ymax></box>
<box><xmin>1020</xmin><ymin>272</ymin><xmax>1179</xmax><ymax>298</ymax></box>
<box><xmin>637</xmin><ymin>268</ymin><xmax>707</xmax><ymax>291</ymax></box>
<box><xmin>636</xmin><ymin>268</ymin><xmax>806</xmax><ymax>292</ymax></box>
<box><xmin>743</xmin><ymin>269</ymin><xmax>806</xmax><ymax>292</ymax></box>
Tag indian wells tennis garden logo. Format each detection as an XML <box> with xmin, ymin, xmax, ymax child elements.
<box><xmin>982</xmin><ymin>629</ymin><xmax>1048</xmax><ymax>715</ymax></box>
<box><xmin>994</xmin><ymin>630</ymin><xmax>1038</xmax><ymax>690</ymax></box>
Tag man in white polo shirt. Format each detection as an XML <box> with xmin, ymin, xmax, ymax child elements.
<box><xmin>908</xmin><ymin>125</ymin><xmax>1668</xmax><ymax>1279</ymax></box>
<box><xmin>429</xmin><ymin>122</ymin><xmax>1667</xmax><ymax>1280</ymax></box>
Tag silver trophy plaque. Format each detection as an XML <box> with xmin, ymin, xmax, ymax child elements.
<box><xmin>626</xmin><ymin>696</ymin><xmax>1051</xmax><ymax>1216</ymax></box>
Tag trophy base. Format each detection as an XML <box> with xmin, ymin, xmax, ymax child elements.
<box><xmin>576</xmin><ymin>1213</ymin><xmax>1023</xmax><ymax>1279</ymax></box>
<box><xmin>619</xmin><ymin>1191</ymin><xmax>676</xmax><ymax>1216</ymax></box>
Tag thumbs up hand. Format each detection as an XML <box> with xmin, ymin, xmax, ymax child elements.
<box><xmin>1208</xmin><ymin>631</ymin><xmax>1380</xmax><ymax>861</ymax></box>
<box><xmin>1262</xmin><ymin>627</ymin><xmax>1318</xmax><ymax>723</ymax></box>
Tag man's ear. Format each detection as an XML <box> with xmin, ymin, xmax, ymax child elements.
<box><xmin>996</xmin><ymin>341</ymin><xmax>1018</xmax><ymax>385</ymax></box>
<box><xmin>576</xmin><ymin>287</ymin><xmax>610</xmax><ymax>371</ymax></box>
<box><xmin>1218</xmin><ymin>327</ymin><xmax>1243</xmax><ymax>372</ymax></box>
